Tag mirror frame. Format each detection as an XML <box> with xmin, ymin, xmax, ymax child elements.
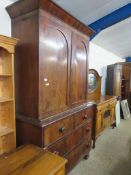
<box><xmin>88</xmin><ymin>72</ymin><xmax>97</xmax><ymax>93</ymax></box>
<box><xmin>88</xmin><ymin>69</ymin><xmax>101</xmax><ymax>100</ymax></box>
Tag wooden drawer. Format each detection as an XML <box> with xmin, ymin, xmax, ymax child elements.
<box><xmin>44</xmin><ymin>117</ymin><xmax>74</xmax><ymax>146</ymax></box>
<box><xmin>74</xmin><ymin>107</ymin><xmax>93</xmax><ymax>128</ymax></box>
<box><xmin>83</xmin><ymin>122</ymin><xmax>92</xmax><ymax>140</ymax></box>
<box><xmin>85</xmin><ymin>107</ymin><xmax>94</xmax><ymax>118</ymax></box>
<box><xmin>65</xmin><ymin>129</ymin><xmax>83</xmax><ymax>153</ymax></box>
<box><xmin>74</xmin><ymin>110</ymin><xmax>85</xmax><ymax>128</ymax></box>
<box><xmin>97</xmin><ymin>103</ymin><xmax>109</xmax><ymax>112</ymax></box>
<box><xmin>97</xmin><ymin>99</ymin><xmax>116</xmax><ymax>113</ymax></box>
<box><xmin>48</xmin><ymin>122</ymin><xmax>92</xmax><ymax>156</ymax></box>
<box><xmin>81</xmin><ymin>138</ymin><xmax>92</xmax><ymax>157</ymax></box>
<box><xmin>109</xmin><ymin>100</ymin><xmax>116</xmax><ymax>108</ymax></box>
<box><xmin>48</xmin><ymin>138</ymin><xmax>67</xmax><ymax>156</ymax></box>
<box><xmin>65</xmin><ymin>139</ymin><xmax>91</xmax><ymax>172</ymax></box>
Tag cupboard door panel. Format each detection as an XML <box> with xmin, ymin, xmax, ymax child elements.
<box><xmin>122</xmin><ymin>65</ymin><xmax>130</xmax><ymax>102</ymax></box>
<box><xmin>114</xmin><ymin>65</ymin><xmax>122</xmax><ymax>96</ymax></box>
<box><xmin>39</xmin><ymin>19</ymin><xmax>71</xmax><ymax>117</ymax></box>
<box><xmin>70</xmin><ymin>33</ymin><xmax>89</xmax><ymax>105</ymax></box>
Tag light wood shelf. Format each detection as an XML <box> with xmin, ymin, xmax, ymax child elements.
<box><xmin>0</xmin><ymin>35</ymin><xmax>17</xmax><ymax>155</ymax></box>
<box><xmin>0</xmin><ymin>74</ymin><xmax>12</xmax><ymax>77</ymax></box>
<box><xmin>0</xmin><ymin>97</ymin><xmax>13</xmax><ymax>103</ymax></box>
<box><xmin>0</xmin><ymin>127</ymin><xmax>14</xmax><ymax>137</ymax></box>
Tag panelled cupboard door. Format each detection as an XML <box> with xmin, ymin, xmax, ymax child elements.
<box><xmin>70</xmin><ymin>33</ymin><xmax>89</xmax><ymax>105</ymax></box>
<box><xmin>122</xmin><ymin>65</ymin><xmax>130</xmax><ymax>102</ymax></box>
<box><xmin>39</xmin><ymin>17</ymin><xmax>71</xmax><ymax>118</ymax></box>
<box><xmin>114</xmin><ymin>65</ymin><xmax>122</xmax><ymax>96</ymax></box>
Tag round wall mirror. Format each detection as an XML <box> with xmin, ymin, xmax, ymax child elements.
<box><xmin>88</xmin><ymin>73</ymin><xmax>97</xmax><ymax>92</ymax></box>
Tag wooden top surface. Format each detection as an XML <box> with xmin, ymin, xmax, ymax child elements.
<box><xmin>0</xmin><ymin>144</ymin><xmax>67</xmax><ymax>175</ymax></box>
<box><xmin>89</xmin><ymin>95</ymin><xmax>117</xmax><ymax>105</ymax></box>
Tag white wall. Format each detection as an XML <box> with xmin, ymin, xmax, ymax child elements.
<box><xmin>0</xmin><ymin>0</ymin><xmax>12</xmax><ymax>36</ymax></box>
<box><xmin>89</xmin><ymin>42</ymin><xmax>124</xmax><ymax>95</ymax></box>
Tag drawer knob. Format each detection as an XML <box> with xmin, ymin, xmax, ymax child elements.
<box><xmin>59</xmin><ymin>127</ymin><xmax>65</xmax><ymax>133</ymax></box>
<box><xmin>83</xmin><ymin>115</ymin><xmax>88</xmax><ymax>120</ymax></box>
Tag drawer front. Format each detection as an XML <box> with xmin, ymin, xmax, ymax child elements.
<box><xmin>83</xmin><ymin>122</ymin><xmax>92</xmax><ymax>140</ymax></box>
<box><xmin>98</xmin><ymin>99</ymin><xmax>116</xmax><ymax>112</ymax></box>
<box><xmin>81</xmin><ymin>138</ymin><xmax>92</xmax><ymax>157</ymax></box>
<box><xmin>74</xmin><ymin>107</ymin><xmax>94</xmax><ymax>128</ymax></box>
<box><xmin>65</xmin><ymin>144</ymin><xmax>82</xmax><ymax>172</ymax></box>
<box><xmin>98</xmin><ymin>103</ymin><xmax>109</xmax><ymax>112</ymax></box>
<box><xmin>44</xmin><ymin>117</ymin><xmax>74</xmax><ymax>146</ymax></box>
<box><xmin>65</xmin><ymin>126</ymin><xmax>83</xmax><ymax>152</ymax></box>
<box><xmin>65</xmin><ymin>139</ymin><xmax>91</xmax><ymax>172</ymax></box>
<box><xmin>48</xmin><ymin>122</ymin><xmax>92</xmax><ymax>156</ymax></box>
<box><xmin>48</xmin><ymin>138</ymin><xmax>67</xmax><ymax>156</ymax></box>
<box><xmin>85</xmin><ymin>107</ymin><xmax>94</xmax><ymax>119</ymax></box>
<box><xmin>109</xmin><ymin>100</ymin><xmax>116</xmax><ymax>108</ymax></box>
<box><xmin>74</xmin><ymin>110</ymin><xmax>85</xmax><ymax>128</ymax></box>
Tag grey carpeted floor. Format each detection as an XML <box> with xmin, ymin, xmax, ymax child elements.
<box><xmin>69</xmin><ymin>118</ymin><xmax>131</xmax><ymax>175</ymax></box>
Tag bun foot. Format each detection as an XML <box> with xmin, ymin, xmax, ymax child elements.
<box><xmin>83</xmin><ymin>154</ymin><xmax>89</xmax><ymax>160</ymax></box>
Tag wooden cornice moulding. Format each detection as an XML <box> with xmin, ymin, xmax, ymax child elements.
<box><xmin>6</xmin><ymin>0</ymin><xmax>94</xmax><ymax>36</ymax></box>
<box><xmin>0</xmin><ymin>35</ymin><xmax>18</xmax><ymax>53</ymax></box>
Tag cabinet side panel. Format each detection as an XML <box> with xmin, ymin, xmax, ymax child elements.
<box><xmin>12</xmin><ymin>12</ymin><xmax>39</xmax><ymax>118</ymax></box>
<box><xmin>106</xmin><ymin>65</ymin><xmax>114</xmax><ymax>95</ymax></box>
<box><xmin>114</xmin><ymin>65</ymin><xmax>122</xmax><ymax>96</ymax></box>
<box><xmin>16</xmin><ymin>119</ymin><xmax>42</xmax><ymax>147</ymax></box>
<box><xmin>122</xmin><ymin>65</ymin><xmax>130</xmax><ymax>106</ymax></box>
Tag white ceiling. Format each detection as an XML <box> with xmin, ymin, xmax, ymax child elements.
<box><xmin>52</xmin><ymin>0</ymin><xmax>131</xmax><ymax>25</ymax></box>
<box><xmin>92</xmin><ymin>17</ymin><xmax>131</xmax><ymax>58</ymax></box>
